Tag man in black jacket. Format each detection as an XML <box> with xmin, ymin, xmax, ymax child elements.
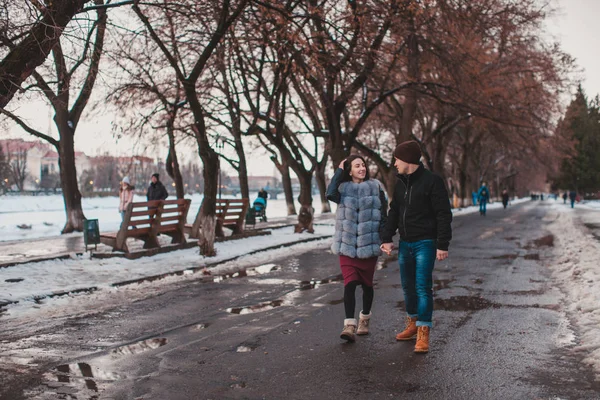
<box><xmin>146</xmin><ymin>173</ymin><xmax>169</xmax><ymax>201</ymax></box>
<box><xmin>380</xmin><ymin>140</ymin><xmax>452</xmax><ymax>354</ymax></box>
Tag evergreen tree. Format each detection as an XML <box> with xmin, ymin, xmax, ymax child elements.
<box><xmin>554</xmin><ymin>86</ymin><xmax>600</xmax><ymax>194</ymax></box>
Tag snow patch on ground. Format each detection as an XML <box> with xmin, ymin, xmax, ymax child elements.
<box><xmin>545</xmin><ymin>202</ymin><xmax>600</xmax><ymax>377</ymax></box>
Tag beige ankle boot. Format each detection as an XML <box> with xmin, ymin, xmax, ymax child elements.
<box><xmin>340</xmin><ymin>318</ymin><xmax>357</xmax><ymax>342</ymax></box>
<box><xmin>395</xmin><ymin>316</ymin><xmax>418</xmax><ymax>341</ymax></box>
<box><xmin>356</xmin><ymin>312</ymin><xmax>371</xmax><ymax>335</ymax></box>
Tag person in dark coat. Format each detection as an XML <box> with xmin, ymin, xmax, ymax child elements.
<box><xmin>501</xmin><ymin>189</ymin><xmax>509</xmax><ymax>209</ymax></box>
<box><xmin>147</xmin><ymin>173</ymin><xmax>168</xmax><ymax>201</ymax></box>
<box><xmin>562</xmin><ymin>192</ymin><xmax>568</xmax><ymax>204</ymax></box>
<box><xmin>569</xmin><ymin>190</ymin><xmax>577</xmax><ymax>208</ymax></box>
<box><xmin>380</xmin><ymin>140</ymin><xmax>452</xmax><ymax>354</ymax></box>
<box><xmin>477</xmin><ymin>183</ymin><xmax>490</xmax><ymax>216</ymax></box>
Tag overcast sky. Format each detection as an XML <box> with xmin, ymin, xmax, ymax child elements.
<box><xmin>3</xmin><ymin>0</ymin><xmax>600</xmax><ymax>177</ymax></box>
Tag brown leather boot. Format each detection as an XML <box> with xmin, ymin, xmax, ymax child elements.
<box><xmin>340</xmin><ymin>319</ymin><xmax>357</xmax><ymax>342</ymax></box>
<box><xmin>356</xmin><ymin>312</ymin><xmax>371</xmax><ymax>335</ymax></box>
<box><xmin>414</xmin><ymin>326</ymin><xmax>430</xmax><ymax>353</ymax></box>
<box><xmin>395</xmin><ymin>316</ymin><xmax>418</xmax><ymax>341</ymax></box>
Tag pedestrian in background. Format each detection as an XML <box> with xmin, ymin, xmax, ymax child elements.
<box><xmin>327</xmin><ymin>155</ymin><xmax>387</xmax><ymax>343</ymax></box>
<box><xmin>478</xmin><ymin>182</ymin><xmax>490</xmax><ymax>216</ymax></box>
<box><xmin>118</xmin><ymin>176</ymin><xmax>135</xmax><ymax>222</ymax></box>
<box><xmin>501</xmin><ymin>189</ymin><xmax>509</xmax><ymax>209</ymax></box>
<box><xmin>380</xmin><ymin>140</ymin><xmax>452</xmax><ymax>354</ymax></box>
<box><xmin>147</xmin><ymin>173</ymin><xmax>168</xmax><ymax>201</ymax></box>
<box><xmin>562</xmin><ymin>192</ymin><xmax>568</xmax><ymax>204</ymax></box>
<box><xmin>569</xmin><ymin>190</ymin><xmax>577</xmax><ymax>208</ymax></box>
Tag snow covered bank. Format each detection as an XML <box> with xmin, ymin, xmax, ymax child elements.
<box><xmin>0</xmin><ymin>193</ymin><xmax>335</xmax><ymax>242</ymax></box>
<box><xmin>0</xmin><ymin>224</ymin><xmax>335</xmax><ymax>312</ymax></box>
<box><xmin>545</xmin><ymin>202</ymin><xmax>600</xmax><ymax>378</ymax></box>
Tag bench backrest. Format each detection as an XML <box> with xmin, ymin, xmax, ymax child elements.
<box><xmin>216</xmin><ymin>199</ymin><xmax>249</xmax><ymax>226</ymax></box>
<box><xmin>124</xmin><ymin>199</ymin><xmax>190</xmax><ymax>233</ymax></box>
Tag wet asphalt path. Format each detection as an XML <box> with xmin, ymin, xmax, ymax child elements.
<box><xmin>3</xmin><ymin>201</ymin><xmax>600</xmax><ymax>400</ymax></box>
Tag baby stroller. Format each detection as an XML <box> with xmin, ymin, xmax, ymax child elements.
<box><xmin>253</xmin><ymin>196</ymin><xmax>267</xmax><ymax>222</ymax></box>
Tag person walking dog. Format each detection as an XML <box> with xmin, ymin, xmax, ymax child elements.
<box><xmin>327</xmin><ymin>155</ymin><xmax>387</xmax><ymax>343</ymax></box>
<box><xmin>380</xmin><ymin>141</ymin><xmax>452</xmax><ymax>353</ymax></box>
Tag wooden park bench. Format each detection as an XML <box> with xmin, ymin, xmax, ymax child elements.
<box><xmin>185</xmin><ymin>198</ymin><xmax>249</xmax><ymax>238</ymax></box>
<box><xmin>100</xmin><ymin>199</ymin><xmax>191</xmax><ymax>253</ymax></box>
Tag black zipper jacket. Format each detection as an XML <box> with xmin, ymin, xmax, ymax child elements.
<box><xmin>381</xmin><ymin>163</ymin><xmax>452</xmax><ymax>251</ymax></box>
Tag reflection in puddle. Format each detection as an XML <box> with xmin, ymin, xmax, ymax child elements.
<box><xmin>111</xmin><ymin>338</ymin><xmax>167</xmax><ymax>355</ymax></box>
<box><xmin>212</xmin><ymin>264</ymin><xmax>280</xmax><ymax>283</ymax></box>
<box><xmin>433</xmin><ymin>279</ymin><xmax>453</xmax><ymax>291</ymax></box>
<box><xmin>434</xmin><ymin>296</ymin><xmax>499</xmax><ymax>311</ymax></box>
<box><xmin>228</xmin><ymin>300</ymin><xmax>284</xmax><ymax>314</ymax></box>
<box><xmin>399</xmin><ymin>296</ymin><xmax>498</xmax><ymax>311</ymax></box>
<box><xmin>191</xmin><ymin>323</ymin><xmax>210</xmax><ymax>331</ymax></box>
<box><xmin>48</xmin><ymin>361</ymin><xmax>126</xmax><ymax>397</ymax></box>
<box><xmin>236</xmin><ymin>346</ymin><xmax>254</xmax><ymax>353</ymax></box>
<box><xmin>298</xmin><ymin>274</ymin><xmax>344</xmax><ymax>291</ymax></box>
<box><xmin>492</xmin><ymin>254</ymin><xmax>518</xmax><ymax>260</ymax></box>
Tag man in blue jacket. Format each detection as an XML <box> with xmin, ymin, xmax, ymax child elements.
<box><xmin>380</xmin><ymin>140</ymin><xmax>452</xmax><ymax>354</ymax></box>
<box><xmin>477</xmin><ymin>182</ymin><xmax>490</xmax><ymax>216</ymax></box>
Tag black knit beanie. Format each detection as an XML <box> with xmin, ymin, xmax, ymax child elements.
<box><xmin>393</xmin><ymin>141</ymin><xmax>422</xmax><ymax>164</ymax></box>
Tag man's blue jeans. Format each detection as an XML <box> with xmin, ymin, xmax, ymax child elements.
<box><xmin>398</xmin><ymin>239</ymin><xmax>437</xmax><ymax>327</ymax></box>
<box><xmin>479</xmin><ymin>199</ymin><xmax>487</xmax><ymax>215</ymax></box>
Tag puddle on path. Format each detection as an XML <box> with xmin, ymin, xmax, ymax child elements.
<box><xmin>524</xmin><ymin>234</ymin><xmax>555</xmax><ymax>249</ymax></box>
<box><xmin>212</xmin><ymin>264</ymin><xmax>281</xmax><ymax>283</ymax></box>
<box><xmin>433</xmin><ymin>279</ymin><xmax>453</xmax><ymax>291</ymax></box>
<box><xmin>492</xmin><ymin>254</ymin><xmax>518</xmax><ymax>260</ymax></box>
<box><xmin>328</xmin><ymin>298</ymin><xmax>344</xmax><ymax>305</ymax></box>
<box><xmin>227</xmin><ymin>300</ymin><xmax>284</xmax><ymax>315</ymax></box>
<box><xmin>44</xmin><ymin>361</ymin><xmax>126</xmax><ymax>398</ymax></box>
<box><xmin>298</xmin><ymin>274</ymin><xmax>344</xmax><ymax>291</ymax></box>
<box><xmin>524</xmin><ymin>254</ymin><xmax>540</xmax><ymax>260</ymax></box>
<box><xmin>396</xmin><ymin>296</ymin><xmax>497</xmax><ymax>311</ymax></box>
<box><xmin>5</xmin><ymin>278</ymin><xmax>24</xmax><ymax>283</ymax></box>
<box><xmin>111</xmin><ymin>338</ymin><xmax>167</xmax><ymax>356</ymax></box>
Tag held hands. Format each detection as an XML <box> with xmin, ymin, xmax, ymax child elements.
<box><xmin>380</xmin><ymin>242</ymin><xmax>393</xmax><ymax>256</ymax></box>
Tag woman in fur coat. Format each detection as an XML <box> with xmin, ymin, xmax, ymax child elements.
<box><xmin>326</xmin><ymin>155</ymin><xmax>387</xmax><ymax>342</ymax></box>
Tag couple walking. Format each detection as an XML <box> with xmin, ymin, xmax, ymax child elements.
<box><xmin>326</xmin><ymin>140</ymin><xmax>452</xmax><ymax>353</ymax></box>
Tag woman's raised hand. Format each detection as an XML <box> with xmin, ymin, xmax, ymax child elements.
<box><xmin>338</xmin><ymin>159</ymin><xmax>346</xmax><ymax>169</ymax></box>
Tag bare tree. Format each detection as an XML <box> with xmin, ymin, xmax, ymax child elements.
<box><xmin>132</xmin><ymin>0</ymin><xmax>250</xmax><ymax>256</ymax></box>
<box><xmin>0</xmin><ymin>0</ymin><xmax>109</xmax><ymax>233</ymax></box>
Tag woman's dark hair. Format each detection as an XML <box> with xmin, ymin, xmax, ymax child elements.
<box><xmin>341</xmin><ymin>154</ymin><xmax>370</xmax><ymax>183</ymax></box>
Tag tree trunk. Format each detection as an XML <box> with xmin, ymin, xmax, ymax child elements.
<box><xmin>399</xmin><ymin>30</ymin><xmax>420</xmax><ymax>143</ymax></box>
<box><xmin>271</xmin><ymin>158</ymin><xmax>296</xmax><ymax>216</ymax></box>
<box><xmin>458</xmin><ymin>149</ymin><xmax>469</xmax><ymax>207</ymax></box>
<box><xmin>314</xmin><ymin>161</ymin><xmax>331</xmax><ymax>213</ymax></box>
<box><xmin>56</xmin><ymin>125</ymin><xmax>86</xmax><ymax>233</ymax></box>
<box><xmin>234</xmin><ymin>136</ymin><xmax>249</xmax><ymax>199</ymax></box>
<box><xmin>294</xmin><ymin>171</ymin><xmax>314</xmax><ymax>233</ymax></box>
<box><xmin>191</xmin><ymin>144</ymin><xmax>219</xmax><ymax>255</ymax></box>
<box><xmin>166</xmin><ymin>125</ymin><xmax>184</xmax><ymax>198</ymax></box>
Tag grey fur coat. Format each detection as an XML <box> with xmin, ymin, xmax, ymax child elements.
<box><xmin>329</xmin><ymin>178</ymin><xmax>386</xmax><ymax>258</ymax></box>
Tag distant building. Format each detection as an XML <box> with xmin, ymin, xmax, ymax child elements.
<box><xmin>0</xmin><ymin>138</ymin><xmax>90</xmax><ymax>190</ymax></box>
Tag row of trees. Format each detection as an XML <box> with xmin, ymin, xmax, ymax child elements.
<box><xmin>551</xmin><ymin>86</ymin><xmax>600</xmax><ymax>195</ymax></box>
<box><xmin>0</xmin><ymin>0</ymin><xmax>580</xmax><ymax>256</ymax></box>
